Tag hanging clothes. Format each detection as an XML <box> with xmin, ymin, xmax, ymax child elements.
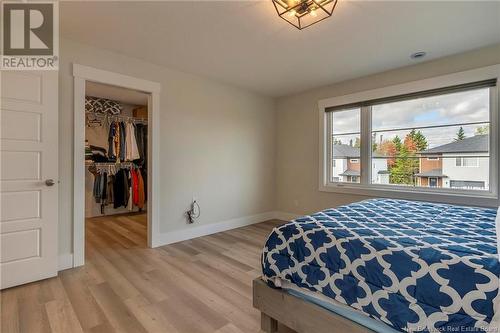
<box><xmin>125</xmin><ymin>122</ymin><xmax>140</xmax><ymax>161</ymax></box>
<box><xmin>91</xmin><ymin>163</ymin><xmax>146</xmax><ymax>214</ymax></box>
<box><xmin>138</xmin><ymin>124</ymin><xmax>148</xmax><ymax>167</ymax></box>
<box><xmin>141</xmin><ymin>167</ymin><xmax>147</xmax><ymax>201</ymax></box>
<box><xmin>107</xmin><ymin>122</ymin><xmax>116</xmax><ymax>161</ymax></box>
<box><xmin>93</xmin><ymin>173</ymin><xmax>102</xmax><ymax>203</ymax></box>
<box><xmin>142</xmin><ymin>125</ymin><xmax>148</xmax><ymax>167</ymax></box>
<box><xmin>131</xmin><ymin>168</ymin><xmax>139</xmax><ymax>206</ymax></box>
<box><xmin>87</xmin><ymin>110</ymin><xmax>147</xmax><ymax>215</ymax></box>
<box><xmin>100</xmin><ymin>120</ymin><xmax>147</xmax><ymax>163</ymax></box>
<box><xmin>127</xmin><ymin>171</ymin><xmax>134</xmax><ymax>211</ymax></box>
<box><xmin>113</xmin><ymin>168</ymin><xmax>129</xmax><ymax>209</ymax></box>
<box><xmin>137</xmin><ymin>169</ymin><xmax>145</xmax><ymax>209</ymax></box>
<box><xmin>105</xmin><ymin>174</ymin><xmax>114</xmax><ymax>206</ymax></box>
<box><xmin>101</xmin><ymin>172</ymin><xmax>107</xmax><ymax>202</ymax></box>
<box><xmin>93</xmin><ymin>170</ymin><xmax>108</xmax><ymax>211</ymax></box>
<box><xmin>113</xmin><ymin>122</ymin><xmax>121</xmax><ymax>161</ymax></box>
<box><xmin>135</xmin><ymin>123</ymin><xmax>145</xmax><ymax>162</ymax></box>
<box><xmin>119</xmin><ymin>121</ymin><xmax>127</xmax><ymax>162</ymax></box>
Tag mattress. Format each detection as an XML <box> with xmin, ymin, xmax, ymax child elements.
<box><xmin>262</xmin><ymin>199</ymin><xmax>499</xmax><ymax>333</ymax></box>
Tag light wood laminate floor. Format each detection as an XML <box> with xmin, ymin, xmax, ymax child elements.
<box><xmin>1</xmin><ymin>214</ymin><xmax>295</xmax><ymax>333</ymax></box>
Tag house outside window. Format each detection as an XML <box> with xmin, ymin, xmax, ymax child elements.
<box><xmin>418</xmin><ymin>136</ymin><xmax>488</xmax><ymax>189</ymax></box>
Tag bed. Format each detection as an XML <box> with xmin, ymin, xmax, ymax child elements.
<box><xmin>255</xmin><ymin>198</ymin><xmax>499</xmax><ymax>333</ymax></box>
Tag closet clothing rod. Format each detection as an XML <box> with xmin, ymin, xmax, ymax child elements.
<box><xmin>88</xmin><ymin>161</ymin><xmax>140</xmax><ymax>168</ymax></box>
<box><xmin>92</xmin><ymin>162</ymin><xmax>137</xmax><ymax>166</ymax></box>
<box><xmin>86</xmin><ymin>111</ymin><xmax>148</xmax><ymax>124</ymax></box>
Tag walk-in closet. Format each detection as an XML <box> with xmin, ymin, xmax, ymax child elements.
<box><xmin>84</xmin><ymin>82</ymin><xmax>150</xmax><ymax>248</ymax></box>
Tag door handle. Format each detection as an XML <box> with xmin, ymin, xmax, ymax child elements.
<box><xmin>45</xmin><ymin>179</ymin><xmax>56</xmax><ymax>186</ymax></box>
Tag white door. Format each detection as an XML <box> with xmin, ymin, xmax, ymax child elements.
<box><xmin>0</xmin><ymin>70</ymin><xmax>59</xmax><ymax>289</ymax></box>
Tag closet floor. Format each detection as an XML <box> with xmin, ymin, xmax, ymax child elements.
<box><xmin>0</xmin><ymin>216</ymin><xmax>295</xmax><ymax>333</ymax></box>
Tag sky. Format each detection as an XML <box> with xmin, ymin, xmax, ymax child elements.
<box><xmin>331</xmin><ymin>87</ymin><xmax>490</xmax><ymax>148</ymax></box>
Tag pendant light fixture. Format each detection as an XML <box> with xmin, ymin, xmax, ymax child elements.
<box><xmin>272</xmin><ymin>0</ymin><xmax>338</xmax><ymax>30</ymax></box>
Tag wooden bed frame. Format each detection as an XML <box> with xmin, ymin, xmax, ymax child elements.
<box><xmin>253</xmin><ymin>278</ymin><xmax>373</xmax><ymax>333</ymax></box>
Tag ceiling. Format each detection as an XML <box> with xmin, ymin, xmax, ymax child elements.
<box><xmin>86</xmin><ymin>81</ymin><xmax>149</xmax><ymax>105</ymax></box>
<box><xmin>61</xmin><ymin>1</ymin><xmax>500</xmax><ymax>97</ymax></box>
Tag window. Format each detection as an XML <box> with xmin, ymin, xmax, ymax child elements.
<box><xmin>328</xmin><ymin>108</ymin><xmax>360</xmax><ymax>183</ymax></box>
<box><xmin>321</xmin><ymin>69</ymin><xmax>498</xmax><ymax>204</ymax></box>
<box><xmin>455</xmin><ymin>157</ymin><xmax>479</xmax><ymax>167</ymax></box>
<box><xmin>370</xmin><ymin>87</ymin><xmax>490</xmax><ymax>190</ymax></box>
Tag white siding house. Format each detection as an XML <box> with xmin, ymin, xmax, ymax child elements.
<box><xmin>418</xmin><ymin>134</ymin><xmax>489</xmax><ymax>190</ymax></box>
<box><xmin>373</xmin><ymin>159</ymin><xmax>389</xmax><ymax>184</ymax></box>
<box><xmin>332</xmin><ymin>144</ymin><xmax>389</xmax><ymax>184</ymax></box>
<box><xmin>332</xmin><ymin>158</ymin><xmax>347</xmax><ymax>182</ymax></box>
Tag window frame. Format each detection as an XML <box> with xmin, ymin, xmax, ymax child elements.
<box><xmin>318</xmin><ymin>65</ymin><xmax>500</xmax><ymax>207</ymax></box>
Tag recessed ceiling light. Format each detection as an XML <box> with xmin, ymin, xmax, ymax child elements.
<box><xmin>410</xmin><ymin>51</ymin><xmax>427</xmax><ymax>60</ymax></box>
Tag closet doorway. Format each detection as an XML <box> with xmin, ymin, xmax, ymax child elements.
<box><xmin>73</xmin><ymin>65</ymin><xmax>160</xmax><ymax>267</ymax></box>
<box><xmin>85</xmin><ymin>82</ymin><xmax>149</xmax><ymax>249</ymax></box>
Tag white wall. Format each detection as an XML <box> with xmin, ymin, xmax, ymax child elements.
<box><xmin>59</xmin><ymin>38</ymin><xmax>276</xmax><ymax>257</ymax></box>
<box><xmin>275</xmin><ymin>44</ymin><xmax>500</xmax><ymax>215</ymax></box>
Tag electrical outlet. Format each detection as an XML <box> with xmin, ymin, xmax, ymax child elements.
<box><xmin>192</xmin><ymin>197</ymin><xmax>199</xmax><ymax>216</ymax></box>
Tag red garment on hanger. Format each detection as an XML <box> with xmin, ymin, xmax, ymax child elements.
<box><xmin>131</xmin><ymin>168</ymin><xmax>139</xmax><ymax>206</ymax></box>
<box><xmin>137</xmin><ymin>170</ymin><xmax>145</xmax><ymax>209</ymax></box>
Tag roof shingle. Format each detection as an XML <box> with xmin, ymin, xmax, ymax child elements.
<box><xmin>420</xmin><ymin>135</ymin><xmax>488</xmax><ymax>154</ymax></box>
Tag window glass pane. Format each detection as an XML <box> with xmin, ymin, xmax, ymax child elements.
<box><xmin>463</xmin><ymin>157</ymin><xmax>479</xmax><ymax>167</ymax></box>
<box><xmin>370</xmin><ymin>88</ymin><xmax>489</xmax><ymax>191</ymax></box>
<box><xmin>371</xmin><ymin>89</ymin><xmax>489</xmax><ymax>131</ymax></box>
<box><xmin>330</xmin><ymin>108</ymin><xmax>360</xmax><ymax>183</ymax></box>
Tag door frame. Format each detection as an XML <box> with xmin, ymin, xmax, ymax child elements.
<box><xmin>72</xmin><ymin>64</ymin><xmax>161</xmax><ymax>267</ymax></box>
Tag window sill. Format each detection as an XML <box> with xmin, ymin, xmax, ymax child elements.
<box><xmin>319</xmin><ymin>183</ymin><xmax>499</xmax><ymax>208</ymax></box>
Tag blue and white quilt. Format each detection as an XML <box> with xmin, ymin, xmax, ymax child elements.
<box><xmin>262</xmin><ymin>199</ymin><xmax>499</xmax><ymax>332</ymax></box>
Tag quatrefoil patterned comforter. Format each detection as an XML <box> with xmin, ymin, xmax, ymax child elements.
<box><xmin>262</xmin><ymin>199</ymin><xmax>499</xmax><ymax>332</ymax></box>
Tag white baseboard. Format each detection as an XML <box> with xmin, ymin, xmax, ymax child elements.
<box><xmin>153</xmin><ymin>211</ymin><xmax>277</xmax><ymax>247</ymax></box>
<box><xmin>58</xmin><ymin>253</ymin><xmax>74</xmax><ymax>271</ymax></box>
<box><xmin>273</xmin><ymin>211</ymin><xmax>301</xmax><ymax>221</ymax></box>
